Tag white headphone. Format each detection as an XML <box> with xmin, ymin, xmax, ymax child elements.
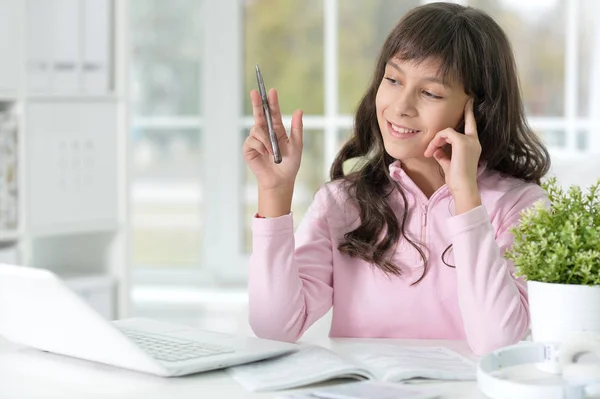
<box><xmin>478</xmin><ymin>332</ymin><xmax>600</xmax><ymax>399</ymax></box>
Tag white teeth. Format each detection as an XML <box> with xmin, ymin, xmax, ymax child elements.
<box><xmin>390</xmin><ymin>124</ymin><xmax>419</xmax><ymax>134</ymax></box>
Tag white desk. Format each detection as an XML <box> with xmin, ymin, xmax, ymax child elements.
<box><xmin>0</xmin><ymin>336</ymin><xmax>490</xmax><ymax>398</ymax></box>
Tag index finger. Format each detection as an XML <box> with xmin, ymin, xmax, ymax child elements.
<box><xmin>464</xmin><ymin>98</ymin><xmax>477</xmax><ymax>137</ymax></box>
<box><xmin>250</xmin><ymin>89</ymin><xmax>266</xmax><ymax>127</ymax></box>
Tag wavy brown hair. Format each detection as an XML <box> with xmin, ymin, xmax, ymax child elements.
<box><xmin>330</xmin><ymin>2</ymin><xmax>551</xmax><ymax>282</ymax></box>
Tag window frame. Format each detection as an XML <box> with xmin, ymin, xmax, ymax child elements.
<box><xmin>131</xmin><ymin>0</ymin><xmax>598</xmax><ymax>287</ymax></box>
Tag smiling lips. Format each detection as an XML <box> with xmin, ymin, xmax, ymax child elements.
<box><xmin>387</xmin><ymin>121</ymin><xmax>421</xmax><ymax>139</ymax></box>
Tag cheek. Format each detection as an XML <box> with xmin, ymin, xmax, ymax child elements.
<box><xmin>422</xmin><ymin>106</ymin><xmax>461</xmax><ymax>131</ymax></box>
<box><xmin>375</xmin><ymin>87</ymin><xmax>385</xmax><ymax>115</ymax></box>
<box><xmin>375</xmin><ymin>83</ymin><xmax>395</xmax><ymax>111</ymax></box>
<box><xmin>445</xmin><ymin>102</ymin><xmax>467</xmax><ymax>126</ymax></box>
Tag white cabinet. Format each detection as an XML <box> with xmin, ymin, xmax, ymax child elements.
<box><xmin>82</xmin><ymin>0</ymin><xmax>112</xmax><ymax>94</ymax></box>
<box><xmin>26</xmin><ymin>0</ymin><xmax>112</xmax><ymax>95</ymax></box>
<box><xmin>0</xmin><ymin>0</ymin><xmax>128</xmax><ymax>320</ymax></box>
<box><xmin>0</xmin><ymin>0</ymin><xmax>21</xmax><ymax>94</ymax></box>
<box><xmin>26</xmin><ymin>102</ymin><xmax>119</xmax><ymax>234</ymax></box>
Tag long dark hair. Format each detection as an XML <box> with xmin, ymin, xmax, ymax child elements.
<box><xmin>329</xmin><ymin>2</ymin><xmax>551</xmax><ymax>281</ymax></box>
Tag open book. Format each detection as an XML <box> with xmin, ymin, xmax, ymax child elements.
<box><xmin>227</xmin><ymin>343</ymin><xmax>476</xmax><ymax>392</ymax></box>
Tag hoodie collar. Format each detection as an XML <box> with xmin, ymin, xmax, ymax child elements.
<box><xmin>388</xmin><ymin>159</ymin><xmax>488</xmax><ymax>183</ymax></box>
<box><xmin>388</xmin><ymin>159</ymin><xmax>488</xmax><ymax>207</ymax></box>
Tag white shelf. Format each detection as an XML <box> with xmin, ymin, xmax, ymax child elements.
<box><xmin>28</xmin><ymin>220</ymin><xmax>121</xmax><ymax>238</ymax></box>
<box><xmin>0</xmin><ymin>229</ymin><xmax>21</xmax><ymax>242</ymax></box>
<box><xmin>0</xmin><ymin>94</ymin><xmax>19</xmax><ymax>102</ymax></box>
<box><xmin>25</xmin><ymin>94</ymin><xmax>119</xmax><ymax>102</ymax></box>
<box><xmin>62</xmin><ymin>272</ymin><xmax>115</xmax><ymax>288</ymax></box>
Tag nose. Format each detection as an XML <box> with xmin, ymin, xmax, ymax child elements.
<box><xmin>392</xmin><ymin>89</ymin><xmax>418</xmax><ymax>118</ymax></box>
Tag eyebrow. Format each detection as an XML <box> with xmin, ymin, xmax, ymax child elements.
<box><xmin>386</xmin><ymin>60</ymin><xmax>449</xmax><ymax>87</ymax></box>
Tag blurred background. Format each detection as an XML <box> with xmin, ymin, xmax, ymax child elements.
<box><xmin>0</xmin><ymin>0</ymin><xmax>598</xmax><ymax>335</ymax></box>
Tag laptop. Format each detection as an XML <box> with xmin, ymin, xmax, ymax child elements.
<box><xmin>0</xmin><ymin>263</ymin><xmax>298</xmax><ymax>377</ymax></box>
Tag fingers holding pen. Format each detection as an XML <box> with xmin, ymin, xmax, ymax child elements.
<box><xmin>244</xmin><ymin>134</ymin><xmax>270</xmax><ymax>158</ymax></box>
<box><xmin>252</xmin><ymin>88</ymin><xmax>285</xmax><ymax>140</ymax></box>
<box><xmin>250</xmin><ymin>89</ymin><xmax>267</xmax><ymax>127</ymax></box>
<box><xmin>249</xmin><ymin>125</ymin><xmax>273</xmax><ymax>156</ymax></box>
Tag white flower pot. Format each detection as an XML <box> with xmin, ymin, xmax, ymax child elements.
<box><xmin>528</xmin><ymin>281</ymin><xmax>600</xmax><ymax>373</ymax></box>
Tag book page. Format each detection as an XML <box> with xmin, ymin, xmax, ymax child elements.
<box><xmin>227</xmin><ymin>346</ymin><xmax>374</xmax><ymax>392</ymax></box>
<box><xmin>338</xmin><ymin>343</ymin><xmax>476</xmax><ymax>382</ymax></box>
<box><xmin>277</xmin><ymin>381</ymin><xmax>439</xmax><ymax>399</ymax></box>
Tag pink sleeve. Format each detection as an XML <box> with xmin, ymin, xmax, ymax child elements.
<box><xmin>448</xmin><ymin>187</ymin><xmax>548</xmax><ymax>355</ymax></box>
<box><xmin>247</xmin><ymin>187</ymin><xmax>334</xmax><ymax>342</ymax></box>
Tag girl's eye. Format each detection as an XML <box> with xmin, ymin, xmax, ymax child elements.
<box><xmin>384</xmin><ymin>77</ymin><xmax>398</xmax><ymax>85</ymax></box>
<box><xmin>423</xmin><ymin>91</ymin><xmax>442</xmax><ymax>99</ymax></box>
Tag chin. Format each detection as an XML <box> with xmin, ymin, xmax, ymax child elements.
<box><xmin>382</xmin><ymin>143</ymin><xmax>419</xmax><ymax>161</ymax></box>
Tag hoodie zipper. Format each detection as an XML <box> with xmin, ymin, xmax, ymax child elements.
<box><xmin>421</xmin><ymin>204</ymin><xmax>428</xmax><ymax>246</ymax></box>
<box><xmin>409</xmin><ymin>184</ymin><xmax>448</xmax><ymax>249</ymax></box>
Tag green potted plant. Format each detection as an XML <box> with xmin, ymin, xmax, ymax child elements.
<box><xmin>505</xmin><ymin>177</ymin><xmax>600</xmax><ymax>372</ymax></box>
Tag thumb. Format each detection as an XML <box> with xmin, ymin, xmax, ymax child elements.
<box><xmin>290</xmin><ymin>110</ymin><xmax>303</xmax><ymax>148</ymax></box>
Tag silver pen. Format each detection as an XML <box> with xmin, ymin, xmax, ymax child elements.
<box><xmin>255</xmin><ymin>64</ymin><xmax>282</xmax><ymax>164</ymax></box>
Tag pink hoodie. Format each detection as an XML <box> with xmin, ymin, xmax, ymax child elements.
<box><xmin>248</xmin><ymin>161</ymin><xmax>548</xmax><ymax>355</ymax></box>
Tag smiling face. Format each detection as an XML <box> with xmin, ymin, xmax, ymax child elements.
<box><xmin>375</xmin><ymin>57</ymin><xmax>470</xmax><ymax>164</ymax></box>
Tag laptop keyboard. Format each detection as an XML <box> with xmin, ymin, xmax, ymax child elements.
<box><xmin>120</xmin><ymin>328</ymin><xmax>236</xmax><ymax>363</ymax></box>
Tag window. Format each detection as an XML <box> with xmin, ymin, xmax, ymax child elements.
<box><xmin>130</xmin><ymin>0</ymin><xmax>600</xmax><ymax>287</ymax></box>
<box><xmin>471</xmin><ymin>0</ymin><xmax>566</xmax><ymax>117</ymax></box>
<box><xmin>338</xmin><ymin>1</ymin><xmax>421</xmax><ymax>114</ymax></box>
<box><xmin>469</xmin><ymin>0</ymin><xmax>600</xmax><ymax>176</ymax></box>
<box><xmin>130</xmin><ymin>0</ymin><xmax>205</xmax><ymax>276</ymax></box>
<box><xmin>242</xmin><ymin>0</ymin><xmax>326</xmax><ymax>252</ymax></box>
<box><xmin>243</xmin><ymin>0</ymin><xmax>325</xmax><ymax>115</ymax></box>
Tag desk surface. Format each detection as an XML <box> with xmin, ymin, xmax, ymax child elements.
<box><xmin>0</xmin><ymin>336</ymin><xmax>491</xmax><ymax>399</ymax></box>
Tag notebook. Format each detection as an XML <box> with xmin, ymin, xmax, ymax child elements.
<box><xmin>277</xmin><ymin>381</ymin><xmax>439</xmax><ymax>399</ymax></box>
<box><xmin>228</xmin><ymin>342</ymin><xmax>476</xmax><ymax>391</ymax></box>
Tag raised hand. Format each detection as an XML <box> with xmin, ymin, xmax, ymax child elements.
<box><xmin>424</xmin><ymin>98</ymin><xmax>482</xmax><ymax>213</ymax></box>
<box><xmin>243</xmin><ymin>88</ymin><xmax>303</xmax><ymax>191</ymax></box>
<box><xmin>243</xmin><ymin>88</ymin><xmax>304</xmax><ymax>217</ymax></box>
